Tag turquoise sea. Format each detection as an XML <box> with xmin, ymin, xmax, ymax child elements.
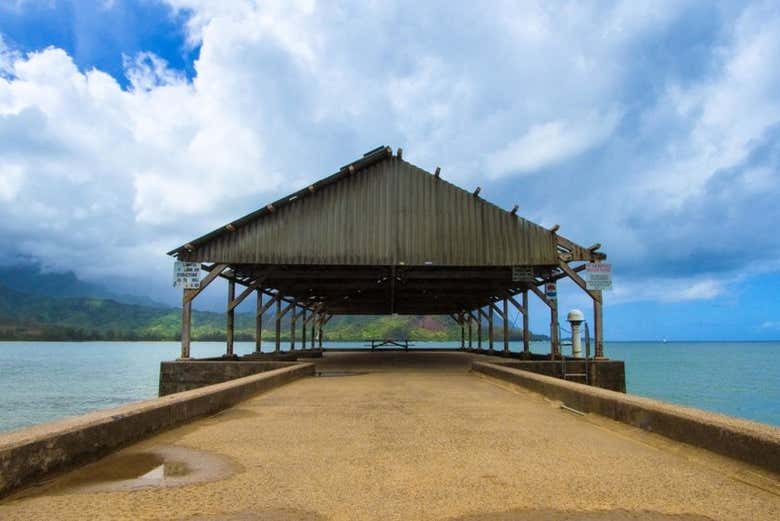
<box><xmin>0</xmin><ymin>341</ymin><xmax>778</xmax><ymax>433</ymax></box>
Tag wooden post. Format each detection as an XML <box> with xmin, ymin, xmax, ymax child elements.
<box><xmin>594</xmin><ymin>291</ymin><xmax>604</xmax><ymax>358</ymax></box>
<box><xmin>467</xmin><ymin>314</ymin><xmax>473</xmax><ymax>349</ymax></box>
<box><xmin>311</xmin><ymin>311</ymin><xmax>320</xmax><ymax>351</ymax></box>
<box><xmin>180</xmin><ymin>264</ymin><xmax>227</xmax><ymax>359</ymax></box>
<box><xmin>488</xmin><ymin>305</ymin><xmax>494</xmax><ymax>351</ymax></box>
<box><xmin>556</xmin><ymin>260</ymin><xmax>605</xmax><ymax>358</ymax></box>
<box><xmin>550</xmin><ymin>283</ymin><xmax>560</xmax><ymax>359</ymax></box>
<box><xmin>290</xmin><ymin>303</ymin><xmax>297</xmax><ymax>351</ymax></box>
<box><xmin>301</xmin><ymin>308</ymin><xmax>307</xmax><ymax>350</ymax></box>
<box><xmin>255</xmin><ymin>289</ymin><xmax>262</xmax><ymax>353</ymax></box>
<box><xmin>318</xmin><ymin>316</ymin><xmax>323</xmax><ymax>349</ymax></box>
<box><xmin>226</xmin><ymin>280</ymin><xmax>235</xmax><ymax>356</ymax></box>
<box><xmin>477</xmin><ymin>310</ymin><xmax>483</xmax><ymax>350</ymax></box>
<box><xmin>502</xmin><ymin>298</ymin><xmax>509</xmax><ymax>353</ymax></box>
<box><xmin>274</xmin><ymin>296</ymin><xmax>281</xmax><ymax>353</ymax></box>
<box><xmin>522</xmin><ymin>290</ymin><xmax>530</xmax><ymax>356</ymax></box>
<box><xmin>529</xmin><ymin>284</ymin><xmax>559</xmax><ymax>358</ymax></box>
<box><xmin>460</xmin><ymin>313</ymin><xmax>465</xmax><ymax>349</ymax></box>
<box><xmin>180</xmin><ymin>289</ymin><xmax>194</xmax><ymax>359</ymax></box>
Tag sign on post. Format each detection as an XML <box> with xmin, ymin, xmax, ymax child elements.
<box><xmin>512</xmin><ymin>266</ymin><xmax>534</xmax><ymax>282</ymax></box>
<box><xmin>545</xmin><ymin>282</ymin><xmax>557</xmax><ymax>301</ymax></box>
<box><xmin>173</xmin><ymin>261</ymin><xmax>201</xmax><ymax>289</ymax></box>
<box><xmin>585</xmin><ymin>262</ymin><xmax>612</xmax><ymax>291</ymax></box>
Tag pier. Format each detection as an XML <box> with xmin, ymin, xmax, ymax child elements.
<box><xmin>1</xmin><ymin>351</ymin><xmax>778</xmax><ymax>520</ymax></box>
<box><xmin>1</xmin><ymin>148</ymin><xmax>778</xmax><ymax>518</ymax></box>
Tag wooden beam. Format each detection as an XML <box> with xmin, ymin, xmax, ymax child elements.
<box><xmin>477</xmin><ymin>310</ymin><xmax>482</xmax><ymax>349</ymax></box>
<box><xmin>276</xmin><ymin>301</ymin><xmax>294</xmax><ymax>320</ymax></box>
<box><xmin>522</xmin><ymin>290</ymin><xmax>530</xmax><ymax>355</ymax></box>
<box><xmin>488</xmin><ymin>305</ymin><xmax>494</xmax><ymax>351</ymax></box>
<box><xmin>318</xmin><ymin>314</ymin><xmax>328</xmax><ymax>349</ymax></box>
<box><xmin>303</xmin><ymin>311</ymin><xmax>317</xmax><ymax>325</ymax></box>
<box><xmin>310</xmin><ymin>313</ymin><xmax>316</xmax><ymax>349</ymax></box>
<box><xmin>228</xmin><ymin>280</ymin><xmax>261</xmax><ymax>311</ymax></box>
<box><xmin>557</xmin><ymin>261</ymin><xmax>601</xmax><ymax>303</ymax></box>
<box><xmin>467</xmin><ymin>313</ymin><xmax>473</xmax><ymax>349</ymax></box>
<box><xmin>460</xmin><ymin>312</ymin><xmax>465</xmax><ymax>349</ymax></box>
<box><xmin>528</xmin><ymin>284</ymin><xmax>559</xmax><ymax>355</ymax></box>
<box><xmin>528</xmin><ymin>284</ymin><xmax>553</xmax><ymax>308</ymax></box>
<box><xmin>537</xmin><ymin>263</ymin><xmax>586</xmax><ymax>286</ymax></box>
<box><xmin>506</xmin><ymin>295</ymin><xmax>525</xmax><ymax>315</ymax></box>
<box><xmin>274</xmin><ymin>297</ymin><xmax>282</xmax><ymax>353</ymax></box>
<box><xmin>290</xmin><ymin>303</ymin><xmax>297</xmax><ymax>351</ymax></box>
<box><xmin>556</xmin><ymin>234</ymin><xmax>607</xmax><ymax>262</ymax></box>
<box><xmin>256</xmin><ymin>294</ymin><xmax>278</xmax><ymax>316</ymax></box>
<box><xmin>260</xmin><ymin>288</ymin><xmax>300</xmax><ymax>308</ymax></box>
<box><xmin>489</xmin><ymin>302</ymin><xmax>505</xmax><ymax>320</ymax></box>
<box><xmin>502</xmin><ymin>298</ymin><xmax>509</xmax><ymax>353</ymax></box>
<box><xmin>184</xmin><ymin>264</ymin><xmax>228</xmax><ymax>303</ymax></box>
<box><xmin>593</xmin><ymin>291</ymin><xmax>604</xmax><ymax>359</ymax></box>
<box><xmin>301</xmin><ymin>307</ymin><xmax>307</xmax><ymax>350</ymax></box>
<box><xmin>226</xmin><ymin>279</ymin><xmax>235</xmax><ymax>356</ymax></box>
<box><xmin>255</xmin><ymin>289</ymin><xmax>262</xmax><ymax>353</ymax></box>
<box><xmin>180</xmin><ymin>289</ymin><xmax>193</xmax><ymax>359</ymax></box>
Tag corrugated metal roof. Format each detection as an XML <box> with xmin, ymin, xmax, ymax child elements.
<box><xmin>171</xmin><ymin>148</ymin><xmax>558</xmax><ymax>267</ymax></box>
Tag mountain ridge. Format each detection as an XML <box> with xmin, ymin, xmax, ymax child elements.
<box><xmin>0</xmin><ymin>283</ymin><xmax>547</xmax><ymax>342</ymax></box>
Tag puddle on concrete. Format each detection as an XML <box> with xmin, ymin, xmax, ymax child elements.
<box><xmin>67</xmin><ymin>451</ymin><xmax>190</xmax><ymax>484</ymax></box>
<box><xmin>25</xmin><ymin>445</ymin><xmax>236</xmax><ymax>496</ymax></box>
<box><xmin>448</xmin><ymin>510</ymin><xmax>714</xmax><ymax>521</ymax></box>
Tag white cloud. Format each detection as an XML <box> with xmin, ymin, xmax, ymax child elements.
<box><xmin>1</xmin><ymin>0</ymin><xmax>780</xmax><ymax>307</ymax></box>
<box><xmin>122</xmin><ymin>52</ymin><xmax>186</xmax><ymax>92</ymax></box>
<box><xmin>608</xmin><ymin>276</ymin><xmax>724</xmax><ymax>304</ymax></box>
<box><xmin>637</xmin><ymin>2</ymin><xmax>780</xmax><ymax>208</ymax></box>
<box><xmin>486</xmin><ymin>109</ymin><xmax>620</xmax><ymax>177</ymax></box>
<box><xmin>0</xmin><ymin>163</ymin><xmax>24</xmax><ymax>201</ymax></box>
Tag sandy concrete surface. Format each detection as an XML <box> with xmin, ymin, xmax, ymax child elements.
<box><xmin>1</xmin><ymin>352</ymin><xmax>778</xmax><ymax>520</ymax></box>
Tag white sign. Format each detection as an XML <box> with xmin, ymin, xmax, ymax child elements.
<box><xmin>586</xmin><ymin>262</ymin><xmax>612</xmax><ymax>291</ymax></box>
<box><xmin>545</xmin><ymin>282</ymin><xmax>557</xmax><ymax>300</ymax></box>
<box><xmin>512</xmin><ymin>266</ymin><xmax>534</xmax><ymax>282</ymax></box>
<box><xmin>173</xmin><ymin>261</ymin><xmax>201</xmax><ymax>289</ymax></box>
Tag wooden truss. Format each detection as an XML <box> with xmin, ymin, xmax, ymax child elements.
<box><xmin>178</xmin><ymin>232</ymin><xmax>607</xmax><ymax>360</ymax></box>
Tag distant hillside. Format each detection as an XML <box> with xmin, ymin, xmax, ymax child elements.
<box><xmin>0</xmin><ymin>263</ymin><xmax>169</xmax><ymax>308</ymax></box>
<box><xmin>0</xmin><ymin>284</ymin><xmax>548</xmax><ymax>342</ymax></box>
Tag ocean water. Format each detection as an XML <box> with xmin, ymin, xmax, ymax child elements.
<box><xmin>0</xmin><ymin>340</ymin><xmax>778</xmax><ymax>433</ymax></box>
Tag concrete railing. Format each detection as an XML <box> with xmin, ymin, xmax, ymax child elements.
<box><xmin>0</xmin><ymin>362</ymin><xmax>314</xmax><ymax>499</ymax></box>
<box><xmin>473</xmin><ymin>361</ymin><xmax>780</xmax><ymax>474</ymax></box>
<box><xmin>159</xmin><ymin>360</ymin><xmax>303</xmax><ymax>396</ymax></box>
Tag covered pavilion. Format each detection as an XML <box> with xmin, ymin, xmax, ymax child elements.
<box><xmin>168</xmin><ymin>146</ymin><xmax>608</xmax><ymax>359</ymax></box>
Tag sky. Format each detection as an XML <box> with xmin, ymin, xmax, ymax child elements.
<box><xmin>0</xmin><ymin>0</ymin><xmax>779</xmax><ymax>341</ymax></box>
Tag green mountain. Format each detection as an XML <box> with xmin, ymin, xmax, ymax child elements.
<box><xmin>0</xmin><ymin>284</ymin><xmax>547</xmax><ymax>342</ymax></box>
<box><xmin>0</xmin><ymin>263</ymin><xmax>169</xmax><ymax>308</ymax></box>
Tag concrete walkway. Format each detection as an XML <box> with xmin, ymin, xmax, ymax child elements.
<box><xmin>1</xmin><ymin>352</ymin><xmax>778</xmax><ymax>520</ymax></box>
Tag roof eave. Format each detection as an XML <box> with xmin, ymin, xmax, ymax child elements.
<box><xmin>167</xmin><ymin>145</ymin><xmax>394</xmax><ymax>257</ymax></box>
